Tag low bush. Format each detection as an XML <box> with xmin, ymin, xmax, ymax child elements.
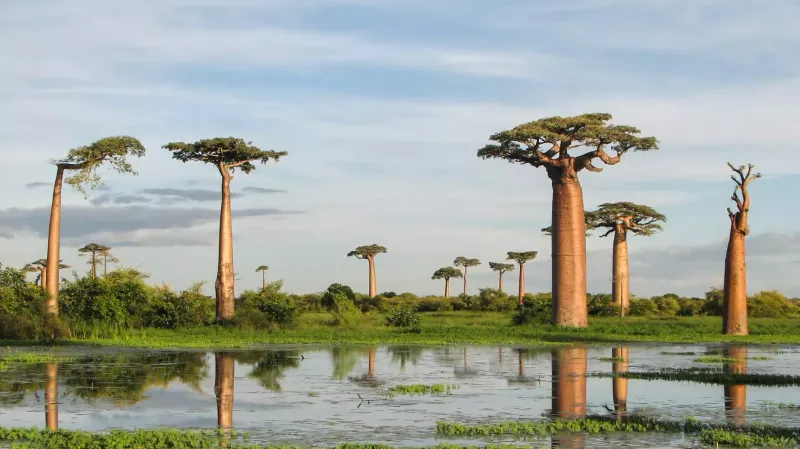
<box><xmin>416</xmin><ymin>298</ymin><xmax>452</xmax><ymax>312</ymax></box>
<box><xmin>385</xmin><ymin>301</ymin><xmax>421</xmax><ymax>327</ymax></box>
<box><xmin>331</xmin><ymin>292</ymin><xmax>362</xmax><ymax>326</ymax></box>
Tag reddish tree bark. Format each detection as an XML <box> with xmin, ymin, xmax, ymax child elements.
<box><xmin>215</xmin><ymin>353</ymin><xmax>235</xmax><ymax>436</ymax></box>
<box><xmin>216</xmin><ymin>167</ymin><xmax>236</xmax><ymax>321</ymax></box>
<box><xmin>551</xmin><ymin>346</ymin><xmax>587</xmax><ymax>449</ymax></box>
<box><xmin>45</xmin><ymin>166</ymin><xmax>68</xmax><ymax>315</ymax></box>
<box><xmin>551</xmin><ymin>175</ymin><xmax>588</xmax><ymax>327</ymax></box>
<box><xmin>518</xmin><ymin>263</ymin><xmax>525</xmax><ymax>305</ymax></box>
<box><xmin>611</xmin><ymin>346</ymin><xmax>629</xmax><ymax>416</ymax></box>
<box><xmin>367</xmin><ymin>256</ymin><xmax>377</xmax><ymax>298</ymax></box>
<box><xmin>45</xmin><ymin>363</ymin><xmax>59</xmax><ymax>431</ymax></box>
<box><xmin>723</xmin><ymin>346</ymin><xmax>747</xmax><ymax>427</ymax></box>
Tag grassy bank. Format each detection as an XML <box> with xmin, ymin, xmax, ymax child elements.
<box><xmin>3</xmin><ymin>313</ymin><xmax>800</xmax><ymax>349</ymax></box>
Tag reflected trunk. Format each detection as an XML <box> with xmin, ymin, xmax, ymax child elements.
<box><xmin>215</xmin><ymin>353</ymin><xmax>235</xmax><ymax>437</ymax></box>
<box><xmin>551</xmin><ymin>346</ymin><xmax>587</xmax><ymax>448</ymax></box>
<box><xmin>368</xmin><ymin>346</ymin><xmax>376</xmax><ymax>378</ymax></box>
<box><xmin>611</xmin><ymin>347</ymin><xmax>629</xmax><ymax>416</ymax></box>
<box><xmin>518</xmin><ymin>350</ymin><xmax>524</xmax><ymax>377</ymax></box>
<box><xmin>45</xmin><ymin>362</ymin><xmax>59</xmax><ymax>431</ymax></box>
<box><xmin>723</xmin><ymin>346</ymin><xmax>747</xmax><ymax>426</ymax></box>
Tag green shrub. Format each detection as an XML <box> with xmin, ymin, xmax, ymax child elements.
<box><xmin>474</xmin><ymin>288</ymin><xmax>517</xmax><ymax>312</ymax></box>
<box><xmin>450</xmin><ymin>299</ymin><xmax>467</xmax><ymax>311</ymax></box>
<box><xmin>60</xmin><ymin>276</ymin><xmax>130</xmax><ymax>335</ymax></box>
<box><xmin>702</xmin><ymin>288</ymin><xmax>724</xmax><ymax>316</ymax></box>
<box><xmin>416</xmin><ymin>298</ymin><xmax>452</xmax><ymax>312</ymax></box>
<box><xmin>321</xmin><ymin>283</ymin><xmax>356</xmax><ymax>309</ymax></box>
<box><xmin>331</xmin><ymin>292</ymin><xmax>361</xmax><ymax>326</ymax></box>
<box><xmin>511</xmin><ymin>306</ymin><xmax>549</xmax><ymax>325</ymax></box>
<box><xmin>385</xmin><ymin>301</ymin><xmax>421</xmax><ymax>327</ymax></box>
<box><xmin>677</xmin><ymin>297</ymin><xmax>704</xmax><ymax>316</ymax></box>
<box><xmin>628</xmin><ymin>297</ymin><xmax>658</xmax><ymax>316</ymax></box>
<box><xmin>588</xmin><ymin>293</ymin><xmax>620</xmax><ymax>317</ymax></box>
<box><xmin>748</xmin><ymin>291</ymin><xmax>798</xmax><ymax>318</ymax></box>
<box><xmin>653</xmin><ymin>296</ymin><xmax>680</xmax><ymax>316</ymax></box>
<box><xmin>236</xmin><ymin>281</ymin><xmax>297</xmax><ymax>327</ymax></box>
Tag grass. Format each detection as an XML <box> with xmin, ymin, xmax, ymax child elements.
<box><xmin>385</xmin><ymin>384</ymin><xmax>458</xmax><ymax>397</ymax></box>
<box><xmin>592</xmin><ymin>367</ymin><xmax>800</xmax><ymax>386</ymax></box>
<box><xmin>598</xmin><ymin>357</ymin><xmax>625</xmax><ymax>362</ymax></box>
<box><xmin>693</xmin><ymin>356</ymin><xmax>744</xmax><ymax>363</ymax></box>
<box><xmin>4</xmin><ymin>314</ymin><xmax>800</xmax><ymax>349</ymax></box>
<box><xmin>0</xmin><ymin>350</ymin><xmax>72</xmax><ymax>370</ymax></box>
<box><xmin>762</xmin><ymin>400</ymin><xmax>800</xmax><ymax>410</ymax></box>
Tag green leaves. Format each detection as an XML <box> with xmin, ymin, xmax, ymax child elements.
<box><xmin>432</xmin><ymin>267</ymin><xmax>463</xmax><ymax>280</ymax></box>
<box><xmin>59</xmin><ymin>136</ymin><xmax>146</xmax><ymax>195</ymax></box>
<box><xmin>506</xmin><ymin>251</ymin><xmax>538</xmax><ymax>264</ymax></box>
<box><xmin>586</xmin><ymin>202</ymin><xmax>667</xmax><ymax>237</ymax></box>
<box><xmin>488</xmin><ymin>262</ymin><xmax>515</xmax><ymax>273</ymax></box>
<box><xmin>453</xmin><ymin>256</ymin><xmax>481</xmax><ymax>268</ymax></box>
<box><xmin>162</xmin><ymin>137</ymin><xmax>287</xmax><ymax>175</ymax></box>
<box><xmin>255</xmin><ymin>265</ymin><xmax>270</xmax><ymax>272</ymax></box>
<box><xmin>347</xmin><ymin>244</ymin><xmax>388</xmax><ymax>259</ymax></box>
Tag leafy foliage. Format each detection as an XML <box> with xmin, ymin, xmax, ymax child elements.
<box><xmin>237</xmin><ymin>280</ymin><xmax>297</xmax><ymax>327</ymax></box>
<box><xmin>57</xmin><ymin>136</ymin><xmax>146</xmax><ymax>195</ymax></box>
<box><xmin>331</xmin><ymin>292</ymin><xmax>362</xmax><ymax>326</ymax></box>
<box><xmin>506</xmin><ymin>251</ymin><xmax>538</xmax><ymax>264</ymax></box>
<box><xmin>162</xmin><ymin>137</ymin><xmax>287</xmax><ymax>175</ymax></box>
<box><xmin>255</xmin><ymin>265</ymin><xmax>269</xmax><ymax>273</ymax></box>
<box><xmin>453</xmin><ymin>256</ymin><xmax>481</xmax><ymax>268</ymax></box>
<box><xmin>585</xmin><ymin>202</ymin><xmax>666</xmax><ymax>237</ymax></box>
<box><xmin>488</xmin><ymin>262</ymin><xmax>515</xmax><ymax>273</ymax></box>
<box><xmin>431</xmin><ymin>267</ymin><xmax>463</xmax><ymax>280</ymax></box>
<box><xmin>385</xmin><ymin>301</ymin><xmax>422</xmax><ymax>327</ymax></box>
<box><xmin>321</xmin><ymin>283</ymin><xmax>357</xmax><ymax>309</ymax></box>
<box><xmin>347</xmin><ymin>244</ymin><xmax>388</xmax><ymax>259</ymax></box>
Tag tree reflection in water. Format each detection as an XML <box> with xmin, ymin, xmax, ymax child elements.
<box><xmin>550</xmin><ymin>346</ymin><xmax>587</xmax><ymax>449</ymax></box>
<box><xmin>231</xmin><ymin>350</ymin><xmax>303</xmax><ymax>392</ymax></box>
<box><xmin>611</xmin><ymin>347</ymin><xmax>629</xmax><ymax>418</ymax></box>
<box><xmin>723</xmin><ymin>345</ymin><xmax>747</xmax><ymax>427</ymax></box>
<box><xmin>45</xmin><ymin>362</ymin><xmax>58</xmax><ymax>431</ymax></box>
<box><xmin>214</xmin><ymin>353</ymin><xmax>234</xmax><ymax>437</ymax></box>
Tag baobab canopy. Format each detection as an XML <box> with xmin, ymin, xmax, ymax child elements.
<box><xmin>347</xmin><ymin>245</ymin><xmax>387</xmax><ymax>259</ymax></box>
<box><xmin>163</xmin><ymin>137</ymin><xmax>288</xmax><ymax>174</ymax></box>
<box><xmin>586</xmin><ymin>203</ymin><xmax>666</xmax><ymax>237</ymax></box>
<box><xmin>54</xmin><ymin>136</ymin><xmax>146</xmax><ymax>195</ymax></box>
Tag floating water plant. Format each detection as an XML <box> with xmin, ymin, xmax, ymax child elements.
<box><xmin>598</xmin><ymin>357</ymin><xmax>625</xmax><ymax>362</ymax></box>
<box><xmin>762</xmin><ymin>400</ymin><xmax>800</xmax><ymax>410</ymax></box>
<box><xmin>385</xmin><ymin>384</ymin><xmax>458</xmax><ymax>397</ymax></box>
<box><xmin>0</xmin><ymin>351</ymin><xmax>72</xmax><ymax>370</ymax></box>
<box><xmin>660</xmin><ymin>351</ymin><xmax>697</xmax><ymax>356</ymax></box>
<box><xmin>693</xmin><ymin>356</ymin><xmax>744</xmax><ymax>363</ymax></box>
<box><xmin>591</xmin><ymin>368</ymin><xmax>800</xmax><ymax>386</ymax></box>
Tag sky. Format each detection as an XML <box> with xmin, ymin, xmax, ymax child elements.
<box><xmin>1</xmin><ymin>0</ymin><xmax>800</xmax><ymax>298</ymax></box>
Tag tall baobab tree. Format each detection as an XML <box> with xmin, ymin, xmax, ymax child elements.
<box><xmin>25</xmin><ymin>259</ymin><xmax>69</xmax><ymax>289</ymax></box>
<box><xmin>545</xmin><ymin>202</ymin><xmax>666</xmax><ymax>316</ymax></box>
<box><xmin>255</xmin><ymin>265</ymin><xmax>269</xmax><ymax>290</ymax></box>
<box><xmin>478</xmin><ymin>114</ymin><xmax>658</xmax><ymax>327</ymax></box>
<box><xmin>431</xmin><ymin>267</ymin><xmax>462</xmax><ymax>298</ymax></box>
<box><xmin>98</xmin><ymin>246</ymin><xmax>119</xmax><ymax>276</ymax></box>
<box><xmin>163</xmin><ymin>138</ymin><xmax>287</xmax><ymax>322</ymax></box>
<box><xmin>45</xmin><ymin>136</ymin><xmax>146</xmax><ymax>315</ymax></box>
<box><xmin>506</xmin><ymin>251</ymin><xmax>537</xmax><ymax>306</ymax></box>
<box><xmin>488</xmin><ymin>262</ymin><xmax>515</xmax><ymax>293</ymax></box>
<box><xmin>347</xmin><ymin>244</ymin><xmax>387</xmax><ymax>298</ymax></box>
<box><xmin>78</xmin><ymin>243</ymin><xmax>109</xmax><ymax>279</ymax></box>
<box><xmin>453</xmin><ymin>257</ymin><xmax>481</xmax><ymax>295</ymax></box>
<box><xmin>723</xmin><ymin>163</ymin><xmax>760</xmax><ymax>336</ymax></box>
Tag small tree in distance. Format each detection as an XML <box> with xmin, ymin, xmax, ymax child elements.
<box><xmin>453</xmin><ymin>257</ymin><xmax>481</xmax><ymax>295</ymax></box>
<box><xmin>163</xmin><ymin>137</ymin><xmax>288</xmax><ymax>322</ymax></box>
<box><xmin>44</xmin><ymin>136</ymin><xmax>146</xmax><ymax>315</ymax></box>
<box><xmin>506</xmin><ymin>251</ymin><xmax>538</xmax><ymax>306</ymax></box>
<box><xmin>488</xmin><ymin>262</ymin><xmax>515</xmax><ymax>293</ymax></box>
<box><xmin>255</xmin><ymin>265</ymin><xmax>269</xmax><ymax>290</ymax></box>
<box><xmin>347</xmin><ymin>245</ymin><xmax>387</xmax><ymax>298</ymax></box>
<box><xmin>432</xmin><ymin>267</ymin><xmax>463</xmax><ymax>298</ymax></box>
<box><xmin>98</xmin><ymin>246</ymin><xmax>119</xmax><ymax>276</ymax></box>
<box><xmin>25</xmin><ymin>259</ymin><xmax>69</xmax><ymax>289</ymax></box>
<box><xmin>723</xmin><ymin>162</ymin><xmax>760</xmax><ymax>336</ymax></box>
<box><xmin>78</xmin><ymin>243</ymin><xmax>110</xmax><ymax>279</ymax></box>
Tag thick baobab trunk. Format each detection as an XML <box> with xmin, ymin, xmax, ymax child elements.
<box><xmin>215</xmin><ymin>353</ymin><xmax>235</xmax><ymax>434</ymax></box>
<box><xmin>45</xmin><ymin>167</ymin><xmax>65</xmax><ymax>315</ymax></box>
<box><xmin>518</xmin><ymin>263</ymin><xmax>525</xmax><ymax>306</ymax></box>
<box><xmin>444</xmin><ymin>278</ymin><xmax>450</xmax><ymax>298</ymax></box>
<box><xmin>723</xmin><ymin>346</ymin><xmax>747</xmax><ymax>427</ymax></box>
<box><xmin>723</xmin><ymin>230</ymin><xmax>748</xmax><ymax>335</ymax></box>
<box><xmin>368</xmin><ymin>346</ymin><xmax>376</xmax><ymax>378</ymax></box>
<box><xmin>367</xmin><ymin>256</ymin><xmax>377</xmax><ymax>298</ymax></box>
<box><xmin>216</xmin><ymin>172</ymin><xmax>236</xmax><ymax>321</ymax></box>
<box><xmin>611</xmin><ymin>347</ymin><xmax>629</xmax><ymax>416</ymax></box>
<box><xmin>551</xmin><ymin>179</ymin><xmax>588</xmax><ymax>327</ymax></box>
<box><xmin>45</xmin><ymin>362</ymin><xmax>59</xmax><ymax>431</ymax></box>
<box><xmin>498</xmin><ymin>271</ymin><xmax>504</xmax><ymax>292</ymax></box>
<box><xmin>551</xmin><ymin>346</ymin><xmax>587</xmax><ymax>449</ymax></box>
<box><xmin>612</xmin><ymin>228</ymin><xmax>630</xmax><ymax>316</ymax></box>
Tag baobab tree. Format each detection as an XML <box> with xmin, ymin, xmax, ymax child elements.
<box><xmin>478</xmin><ymin>114</ymin><xmax>658</xmax><ymax>327</ymax></box>
<box><xmin>545</xmin><ymin>202</ymin><xmax>666</xmax><ymax>316</ymax></box>
<box><xmin>723</xmin><ymin>163</ymin><xmax>760</xmax><ymax>336</ymax></box>
<box><xmin>255</xmin><ymin>265</ymin><xmax>269</xmax><ymax>289</ymax></box>
<box><xmin>488</xmin><ymin>262</ymin><xmax>515</xmax><ymax>293</ymax></box>
<box><xmin>98</xmin><ymin>246</ymin><xmax>119</xmax><ymax>276</ymax></box>
<box><xmin>431</xmin><ymin>267</ymin><xmax>463</xmax><ymax>298</ymax></box>
<box><xmin>25</xmin><ymin>259</ymin><xmax>69</xmax><ymax>289</ymax></box>
<box><xmin>506</xmin><ymin>251</ymin><xmax>537</xmax><ymax>305</ymax></box>
<box><xmin>78</xmin><ymin>243</ymin><xmax>109</xmax><ymax>279</ymax></box>
<box><xmin>163</xmin><ymin>138</ymin><xmax>287</xmax><ymax>322</ymax></box>
<box><xmin>453</xmin><ymin>257</ymin><xmax>481</xmax><ymax>295</ymax></box>
<box><xmin>45</xmin><ymin>136</ymin><xmax>146</xmax><ymax>315</ymax></box>
<box><xmin>347</xmin><ymin>244</ymin><xmax>387</xmax><ymax>298</ymax></box>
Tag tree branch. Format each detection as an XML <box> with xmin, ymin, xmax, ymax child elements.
<box><xmin>574</xmin><ymin>145</ymin><xmax>621</xmax><ymax>173</ymax></box>
<box><xmin>600</xmin><ymin>228</ymin><xmax>616</xmax><ymax>238</ymax></box>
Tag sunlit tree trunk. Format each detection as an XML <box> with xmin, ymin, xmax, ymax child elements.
<box><xmin>551</xmin><ymin>178</ymin><xmax>588</xmax><ymax>327</ymax></box>
<box><xmin>551</xmin><ymin>346</ymin><xmax>587</xmax><ymax>448</ymax></box>
<box><xmin>462</xmin><ymin>266</ymin><xmax>469</xmax><ymax>295</ymax></box>
<box><xmin>498</xmin><ymin>271</ymin><xmax>504</xmax><ymax>292</ymax></box>
<box><xmin>40</xmin><ymin>268</ymin><xmax>48</xmax><ymax>290</ymax></box>
<box><xmin>444</xmin><ymin>278</ymin><xmax>450</xmax><ymax>298</ymax></box>
<box><xmin>215</xmin><ymin>353</ymin><xmax>235</xmax><ymax>438</ymax></box>
<box><xmin>45</xmin><ymin>362</ymin><xmax>59</xmax><ymax>431</ymax></box>
<box><xmin>367</xmin><ymin>256</ymin><xmax>377</xmax><ymax>298</ymax></box>
<box><xmin>517</xmin><ymin>263</ymin><xmax>525</xmax><ymax>306</ymax></box>
<box><xmin>45</xmin><ymin>167</ymin><xmax>65</xmax><ymax>315</ymax></box>
<box><xmin>612</xmin><ymin>347</ymin><xmax>629</xmax><ymax>416</ymax></box>
<box><xmin>723</xmin><ymin>346</ymin><xmax>747</xmax><ymax>427</ymax></box>
<box><xmin>723</xmin><ymin>231</ymin><xmax>747</xmax><ymax>335</ymax></box>
<box><xmin>216</xmin><ymin>171</ymin><xmax>235</xmax><ymax>321</ymax></box>
<box><xmin>261</xmin><ymin>271</ymin><xmax>266</xmax><ymax>290</ymax></box>
<box><xmin>612</xmin><ymin>227</ymin><xmax>630</xmax><ymax>316</ymax></box>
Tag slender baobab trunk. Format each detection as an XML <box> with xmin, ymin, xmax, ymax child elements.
<box><xmin>40</xmin><ymin>269</ymin><xmax>48</xmax><ymax>290</ymax></box>
<box><xmin>103</xmin><ymin>256</ymin><xmax>108</xmax><ymax>276</ymax></box>
<box><xmin>498</xmin><ymin>271</ymin><xmax>504</xmax><ymax>292</ymax></box>
<box><xmin>367</xmin><ymin>256</ymin><xmax>377</xmax><ymax>298</ymax></box>
<box><xmin>551</xmin><ymin>346</ymin><xmax>587</xmax><ymax>449</ymax></box>
<box><xmin>45</xmin><ymin>166</ymin><xmax>65</xmax><ymax>315</ymax></box>
<box><xmin>723</xmin><ymin>230</ymin><xmax>747</xmax><ymax>335</ymax></box>
<box><xmin>551</xmin><ymin>178</ymin><xmax>588</xmax><ymax>327</ymax></box>
<box><xmin>261</xmin><ymin>271</ymin><xmax>266</xmax><ymax>290</ymax></box>
<box><xmin>611</xmin><ymin>347</ymin><xmax>629</xmax><ymax>416</ymax></box>
<box><xmin>215</xmin><ymin>353</ymin><xmax>235</xmax><ymax>435</ymax></box>
<box><xmin>444</xmin><ymin>278</ymin><xmax>450</xmax><ymax>298</ymax></box>
<box><xmin>368</xmin><ymin>346</ymin><xmax>376</xmax><ymax>378</ymax></box>
<box><xmin>90</xmin><ymin>252</ymin><xmax>98</xmax><ymax>279</ymax></box>
<box><xmin>45</xmin><ymin>362</ymin><xmax>59</xmax><ymax>431</ymax></box>
<box><xmin>216</xmin><ymin>170</ymin><xmax>235</xmax><ymax>321</ymax></box>
<box><xmin>517</xmin><ymin>263</ymin><xmax>525</xmax><ymax>306</ymax></box>
<box><xmin>612</xmin><ymin>226</ymin><xmax>630</xmax><ymax>316</ymax></box>
<box><xmin>723</xmin><ymin>346</ymin><xmax>747</xmax><ymax>427</ymax></box>
<box><xmin>462</xmin><ymin>266</ymin><xmax>469</xmax><ymax>295</ymax></box>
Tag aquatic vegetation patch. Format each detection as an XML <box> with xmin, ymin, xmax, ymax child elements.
<box><xmin>598</xmin><ymin>357</ymin><xmax>625</xmax><ymax>362</ymax></box>
<box><xmin>750</xmin><ymin>356</ymin><xmax>774</xmax><ymax>360</ymax></box>
<box><xmin>385</xmin><ymin>383</ymin><xmax>458</xmax><ymax>397</ymax></box>
<box><xmin>762</xmin><ymin>400</ymin><xmax>800</xmax><ymax>410</ymax></box>
<box><xmin>0</xmin><ymin>351</ymin><xmax>72</xmax><ymax>370</ymax></box>
<box><xmin>693</xmin><ymin>356</ymin><xmax>744</xmax><ymax>363</ymax></box>
<box><xmin>660</xmin><ymin>351</ymin><xmax>697</xmax><ymax>356</ymax></box>
<box><xmin>697</xmin><ymin>428</ymin><xmax>797</xmax><ymax>448</ymax></box>
<box><xmin>591</xmin><ymin>367</ymin><xmax>800</xmax><ymax>386</ymax></box>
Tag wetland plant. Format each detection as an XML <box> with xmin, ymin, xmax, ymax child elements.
<box><xmin>592</xmin><ymin>367</ymin><xmax>800</xmax><ymax>386</ymax></box>
<box><xmin>385</xmin><ymin>384</ymin><xmax>458</xmax><ymax>397</ymax></box>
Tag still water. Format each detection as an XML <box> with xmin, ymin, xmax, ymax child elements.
<box><xmin>0</xmin><ymin>344</ymin><xmax>798</xmax><ymax>448</ymax></box>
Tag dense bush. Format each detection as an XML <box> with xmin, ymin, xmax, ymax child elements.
<box><xmin>146</xmin><ymin>282</ymin><xmax>215</xmax><ymax>329</ymax></box>
<box><xmin>235</xmin><ymin>280</ymin><xmax>298</xmax><ymax>328</ymax></box>
<box><xmin>385</xmin><ymin>301</ymin><xmax>421</xmax><ymax>327</ymax></box>
<box><xmin>748</xmin><ymin>291</ymin><xmax>798</xmax><ymax>318</ymax></box>
<box><xmin>416</xmin><ymin>298</ymin><xmax>452</xmax><ymax>312</ymax></box>
<box><xmin>587</xmin><ymin>293</ymin><xmax>620</xmax><ymax>317</ymax></box>
<box><xmin>330</xmin><ymin>292</ymin><xmax>361</xmax><ymax>326</ymax></box>
<box><xmin>321</xmin><ymin>283</ymin><xmax>356</xmax><ymax>309</ymax></box>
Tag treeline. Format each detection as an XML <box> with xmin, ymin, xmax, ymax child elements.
<box><xmin>1</xmin><ymin>263</ymin><xmax>797</xmax><ymax>340</ymax></box>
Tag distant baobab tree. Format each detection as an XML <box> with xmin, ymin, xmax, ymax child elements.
<box><xmin>98</xmin><ymin>246</ymin><xmax>119</xmax><ymax>276</ymax></box>
<box><xmin>163</xmin><ymin>137</ymin><xmax>287</xmax><ymax>322</ymax></box>
<box><xmin>78</xmin><ymin>243</ymin><xmax>110</xmax><ymax>279</ymax></box>
<box><xmin>25</xmin><ymin>259</ymin><xmax>70</xmax><ymax>289</ymax></box>
<box><xmin>453</xmin><ymin>257</ymin><xmax>481</xmax><ymax>295</ymax></box>
<box><xmin>431</xmin><ymin>267</ymin><xmax>463</xmax><ymax>298</ymax></box>
<box><xmin>347</xmin><ymin>244</ymin><xmax>387</xmax><ymax>298</ymax></box>
<box><xmin>723</xmin><ymin>163</ymin><xmax>760</xmax><ymax>336</ymax></box>
<box><xmin>255</xmin><ymin>265</ymin><xmax>269</xmax><ymax>289</ymax></box>
<box><xmin>506</xmin><ymin>251</ymin><xmax>537</xmax><ymax>305</ymax></box>
<box><xmin>44</xmin><ymin>136</ymin><xmax>146</xmax><ymax>315</ymax></box>
<box><xmin>479</xmin><ymin>113</ymin><xmax>658</xmax><ymax>327</ymax></box>
<box><xmin>488</xmin><ymin>262</ymin><xmax>515</xmax><ymax>293</ymax></box>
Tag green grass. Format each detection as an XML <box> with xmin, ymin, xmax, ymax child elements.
<box><xmin>385</xmin><ymin>384</ymin><xmax>458</xmax><ymax>397</ymax></box>
<box><xmin>0</xmin><ymin>351</ymin><xmax>72</xmax><ymax>370</ymax></box>
<box><xmin>598</xmin><ymin>357</ymin><xmax>625</xmax><ymax>362</ymax></box>
<box><xmin>693</xmin><ymin>356</ymin><xmax>743</xmax><ymax>363</ymax></box>
<box><xmin>762</xmin><ymin>400</ymin><xmax>800</xmax><ymax>410</ymax></box>
<box><xmin>592</xmin><ymin>367</ymin><xmax>800</xmax><ymax>386</ymax></box>
<box><xmin>4</xmin><ymin>314</ymin><xmax>800</xmax><ymax>349</ymax></box>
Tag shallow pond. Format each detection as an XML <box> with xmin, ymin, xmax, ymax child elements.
<box><xmin>0</xmin><ymin>343</ymin><xmax>798</xmax><ymax>448</ymax></box>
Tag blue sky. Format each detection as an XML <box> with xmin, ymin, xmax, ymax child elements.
<box><xmin>1</xmin><ymin>0</ymin><xmax>800</xmax><ymax>297</ymax></box>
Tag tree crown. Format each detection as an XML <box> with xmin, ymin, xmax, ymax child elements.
<box><xmin>347</xmin><ymin>244</ymin><xmax>388</xmax><ymax>259</ymax></box>
<box><xmin>453</xmin><ymin>256</ymin><xmax>481</xmax><ymax>268</ymax></box>
<box><xmin>26</xmin><ymin>259</ymin><xmax>69</xmax><ymax>271</ymax></box>
<box><xmin>585</xmin><ymin>202</ymin><xmax>666</xmax><ymax>237</ymax></box>
<box><xmin>55</xmin><ymin>136</ymin><xmax>146</xmax><ymax>196</ymax></box>
<box><xmin>488</xmin><ymin>262</ymin><xmax>515</xmax><ymax>273</ymax></box>
<box><xmin>477</xmin><ymin>113</ymin><xmax>658</xmax><ymax>173</ymax></box>
<box><xmin>506</xmin><ymin>251</ymin><xmax>538</xmax><ymax>264</ymax></box>
<box><xmin>432</xmin><ymin>267</ymin><xmax>463</xmax><ymax>280</ymax></box>
<box><xmin>255</xmin><ymin>265</ymin><xmax>270</xmax><ymax>272</ymax></box>
<box><xmin>162</xmin><ymin>137</ymin><xmax>287</xmax><ymax>175</ymax></box>
<box><xmin>79</xmin><ymin>243</ymin><xmax>109</xmax><ymax>254</ymax></box>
